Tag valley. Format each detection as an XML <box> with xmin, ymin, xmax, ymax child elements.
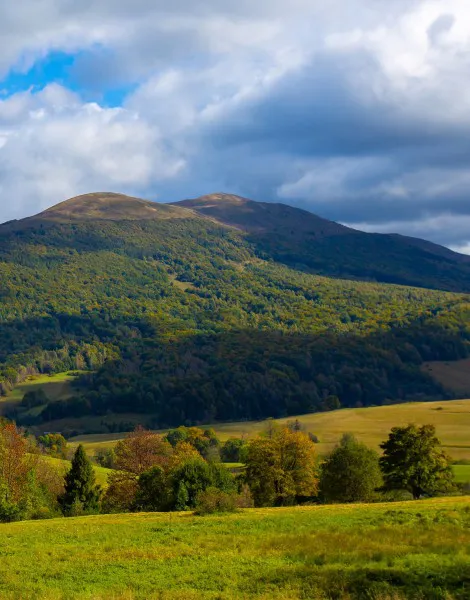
<box><xmin>69</xmin><ymin>398</ymin><xmax>470</xmax><ymax>463</ymax></box>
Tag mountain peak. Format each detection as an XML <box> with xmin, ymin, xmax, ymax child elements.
<box><xmin>35</xmin><ymin>192</ymin><xmax>194</xmax><ymax>222</ymax></box>
<box><xmin>174</xmin><ymin>193</ymin><xmax>354</xmax><ymax>237</ymax></box>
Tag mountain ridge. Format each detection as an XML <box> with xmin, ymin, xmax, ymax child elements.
<box><xmin>1</xmin><ymin>189</ymin><xmax>470</xmax><ymax>435</ymax></box>
<box><xmin>5</xmin><ymin>190</ymin><xmax>469</xmax><ymax>266</ymax></box>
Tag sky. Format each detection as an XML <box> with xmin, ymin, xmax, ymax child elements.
<box><xmin>0</xmin><ymin>1</ymin><xmax>469</xmax><ymax>251</ymax></box>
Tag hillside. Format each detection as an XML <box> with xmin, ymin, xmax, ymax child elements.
<box><xmin>175</xmin><ymin>193</ymin><xmax>470</xmax><ymax>291</ymax></box>
<box><xmin>1</xmin><ymin>191</ymin><xmax>470</xmax><ymax>434</ymax></box>
<box><xmin>1</xmin><ymin>498</ymin><xmax>469</xmax><ymax>599</ymax></box>
<box><xmin>71</xmin><ymin>399</ymin><xmax>470</xmax><ymax>462</ymax></box>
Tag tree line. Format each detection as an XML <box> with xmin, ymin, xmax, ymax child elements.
<box><xmin>0</xmin><ymin>418</ymin><xmax>458</xmax><ymax>523</ymax></box>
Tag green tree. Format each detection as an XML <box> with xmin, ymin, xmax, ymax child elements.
<box><xmin>135</xmin><ymin>466</ymin><xmax>169</xmax><ymax>512</ymax></box>
<box><xmin>319</xmin><ymin>434</ymin><xmax>382</xmax><ymax>503</ymax></box>
<box><xmin>59</xmin><ymin>445</ymin><xmax>101</xmax><ymax>515</ymax></box>
<box><xmin>221</xmin><ymin>438</ymin><xmax>247</xmax><ymax>463</ymax></box>
<box><xmin>39</xmin><ymin>433</ymin><xmax>68</xmax><ymax>459</ymax></box>
<box><xmin>170</xmin><ymin>459</ymin><xmax>214</xmax><ymax>510</ymax></box>
<box><xmin>380</xmin><ymin>424</ymin><xmax>455</xmax><ymax>500</ymax></box>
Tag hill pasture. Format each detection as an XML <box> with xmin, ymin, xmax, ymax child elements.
<box><xmin>0</xmin><ymin>371</ymin><xmax>81</xmax><ymax>409</ymax></box>
<box><xmin>0</xmin><ymin>497</ymin><xmax>468</xmax><ymax>600</ymax></box>
<box><xmin>71</xmin><ymin>399</ymin><xmax>470</xmax><ymax>462</ymax></box>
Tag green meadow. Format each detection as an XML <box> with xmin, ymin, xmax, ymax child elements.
<box><xmin>1</xmin><ymin>372</ymin><xmax>81</xmax><ymax>409</ymax></box>
<box><xmin>0</xmin><ymin>496</ymin><xmax>469</xmax><ymax>600</ymax></box>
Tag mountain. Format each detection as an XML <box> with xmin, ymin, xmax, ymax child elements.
<box><xmin>175</xmin><ymin>193</ymin><xmax>353</xmax><ymax>236</ymax></box>
<box><xmin>174</xmin><ymin>193</ymin><xmax>470</xmax><ymax>291</ymax></box>
<box><xmin>7</xmin><ymin>192</ymin><xmax>197</xmax><ymax>226</ymax></box>
<box><xmin>1</xmin><ymin>191</ymin><xmax>470</xmax><ymax>435</ymax></box>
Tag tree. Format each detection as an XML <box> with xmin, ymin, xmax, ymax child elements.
<box><xmin>165</xmin><ymin>426</ymin><xmax>220</xmax><ymax>459</ymax></box>
<box><xmin>39</xmin><ymin>433</ymin><xmax>68</xmax><ymax>459</ymax></box>
<box><xmin>59</xmin><ymin>445</ymin><xmax>101</xmax><ymax>515</ymax></box>
<box><xmin>21</xmin><ymin>389</ymin><xmax>50</xmax><ymax>409</ymax></box>
<box><xmin>169</xmin><ymin>459</ymin><xmax>235</xmax><ymax>510</ymax></box>
<box><xmin>114</xmin><ymin>427</ymin><xmax>173</xmax><ymax>475</ymax></box>
<box><xmin>135</xmin><ymin>466</ymin><xmax>169</xmax><ymax>512</ymax></box>
<box><xmin>221</xmin><ymin>438</ymin><xmax>247</xmax><ymax>463</ymax></box>
<box><xmin>170</xmin><ymin>458</ymin><xmax>214</xmax><ymax>510</ymax></box>
<box><xmin>94</xmin><ymin>447</ymin><xmax>116</xmax><ymax>469</ymax></box>
<box><xmin>0</xmin><ymin>422</ymin><xmax>63</xmax><ymax>522</ymax></box>
<box><xmin>380</xmin><ymin>424</ymin><xmax>454</xmax><ymax>500</ymax></box>
<box><xmin>319</xmin><ymin>434</ymin><xmax>382</xmax><ymax>503</ymax></box>
<box><xmin>102</xmin><ymin>471</ymin><xmax>137</xmax><ymax>513</ymax></box>
<box><xmin>245</xmin><ymin>427</ymin><xmax>318</xmax><ymax>507</ymax></box>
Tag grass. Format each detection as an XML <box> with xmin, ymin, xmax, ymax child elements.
<box><xmin>423</xmin><ymin>359</ymin><xmax>470</xmax><ymax>395</ymax></box>
<box><xmin>0</xmin><ymin>496</ymin><xmax>468</xmax><ymax>599</ymax></box>
<box><xmin>0</xmin><ymin>371</ymin><xmax>83</xmax><ymax>406</ymax></box>
<box><xmin>42</xmin><ymin>456</ymin><xmax>113</xmax><ymax>488</ymax></box>
<box><xmin>71</xmin><ymin>399</ymin><xmax>470</xmax><ymax>461</ymax></box>
<box><xmin>453</xmin><ymin>464</ymin><xmax>470</xmax><ymax>484</ymax></box>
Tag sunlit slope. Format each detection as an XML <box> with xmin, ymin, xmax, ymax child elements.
<box><xmin>71</xmin><ymin>399</ymin><xmax>470</xmax><ymax>461</ymax></box>
<box><xmin>0</xmin><ymin>497</ymin><xmax>468</xmax><ymax>600</ymax></box>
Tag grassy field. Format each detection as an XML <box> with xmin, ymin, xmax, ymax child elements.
<box><xmin>71</xmin><ymin>399</ymin><xmax>470</xmax><ymax>461</ymax></box>
<box><xmin>0</xmin><ymin>372</ymin><xmax>82</xmax><ymax>406</ymax></box>
<box><xmin>453</xmin><ymin>464</ymin><xmax>470</xmax><ymax>484</ymax></box>
<box><xmin>0</xmin><ymin>496</ymin><xmax>468</xmax><ymax>600</ymax></box>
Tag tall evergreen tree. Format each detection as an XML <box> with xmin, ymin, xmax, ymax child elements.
<box><xmin>59</xmin><ymin>445</ymin><xmax>101</xmax><ymax>515</ymax></box>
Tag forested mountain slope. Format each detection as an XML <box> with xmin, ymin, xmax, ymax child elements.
<box><xmin>176</xmin><ymin>193</ymin><xmax>470</xmax><ymax>291</ymax></box>
<box><xmin>1</xmin><ymin>192</ymin><xmax>470</xmax><ymax>434</ymax></box>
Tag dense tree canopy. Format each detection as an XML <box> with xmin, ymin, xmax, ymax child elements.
<box><xmin>0</xmin><ymin>213</ymin><xmax>469</xmax><ymax>433</ymax></box>
<box><xmin>245</xmin><ymin>426</ymin><xmax>319</xmax><ymax>506</ymax></box>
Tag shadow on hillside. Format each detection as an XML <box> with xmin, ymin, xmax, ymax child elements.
<box><xmin>247</xmin><ymin>229</ymin><xmax>470</xmax><ymax>292</ymax></box>
<box><xmin>2</xmin><ymin>303</ymin><xmax>468</xmax><ymax>434</ymax></box>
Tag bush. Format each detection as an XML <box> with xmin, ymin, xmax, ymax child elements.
<box><xmin>195</xmin><ymin>487</ymin><xmax>237</xmax><ymax>515</ymax></box>
<box><xmin>235</xmin><ymin>484</ymin><xmax>254</xmax><ymax>508</ymax></box>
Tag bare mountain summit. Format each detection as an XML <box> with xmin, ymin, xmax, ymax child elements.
<box><xmin>175</xmin><ymin>192</ymin><xmax>354</xmax><ymax>238</ymax></box>
<box><xmin>36</xmin><ymin>192</ymin><xmax>195</xmax><ymax>222</ymax></box>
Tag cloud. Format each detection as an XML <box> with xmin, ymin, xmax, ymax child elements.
<box><xmin>0</xmin><ymin>0</ymin><xmax>470</xmax><ymax>250</ymax></box>
<box><xmin>0</xmin><ymin>85</ymin><xmax>184</xmax><ymax>221</ymax></box>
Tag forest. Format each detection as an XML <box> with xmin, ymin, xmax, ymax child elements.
<box><xmin>1</xmin><ymin>205</ymin><xmax>470</xmax><ymax>432</ymax></box>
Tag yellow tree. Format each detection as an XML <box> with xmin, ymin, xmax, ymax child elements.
<box><xmin>245</xmin><ymin>427</ymin><xmax>318</xmax><ymax>506</ymax></box>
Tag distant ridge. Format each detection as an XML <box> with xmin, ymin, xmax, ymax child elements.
<box><xmin>2</xmin><ymin>189</ymin><xmax>470</xmax><ymax>292</ymax></box>
<box><xmin>174</xmin><ymin>192</ymin><xmax>354</xmax><ymax>238</ymax></box>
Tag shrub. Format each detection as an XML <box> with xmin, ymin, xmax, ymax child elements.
<box><xmin>195</xmin><ymin>487</ymin><xmax>237</xmax><ymax>515</ymax></box>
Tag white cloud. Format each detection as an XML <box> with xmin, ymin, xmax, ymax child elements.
<box><xmin>0</xmin><ymin>85</ymin><xmax>184</xmax><ymax>220</ymax></box>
